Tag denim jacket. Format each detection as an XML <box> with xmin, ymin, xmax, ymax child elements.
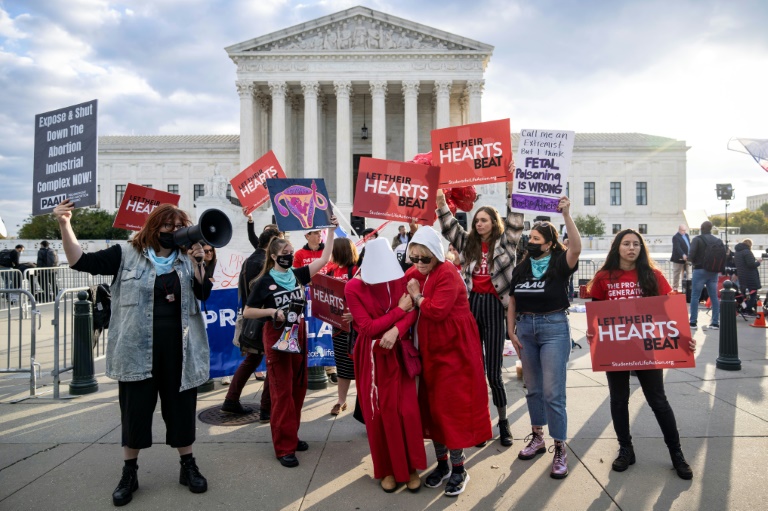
<box><xmin>107</xmin><ymin>246</ymin><xmax>210</xmax><ymax>391</ymax></box>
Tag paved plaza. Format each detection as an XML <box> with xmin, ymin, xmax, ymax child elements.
<box><xmin>1</xmin><ymin>301</ymin><xmax>766</xmax><ymax>510</ymax></box>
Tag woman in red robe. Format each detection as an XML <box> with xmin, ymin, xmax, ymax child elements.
<box><xmin>345</xmin><ymin>238</ymin><xmax>426</xmax><ymax>493</ymax></box>
<box><xmin>405</xmin><ymin>226</ymin><xmax>492</xmax><ymax>498</ymax></box>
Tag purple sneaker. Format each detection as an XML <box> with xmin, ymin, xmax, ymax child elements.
<box><xmin>549</xmin><ymin>443</ymin><xmax>569</xmax><ymax>479</ymax></box>
<box><xmin>518</xmin><ymin>432</ymin><xmax>546</xmax><ymax>460</ymax></box>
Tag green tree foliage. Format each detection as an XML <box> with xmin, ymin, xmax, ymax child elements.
<box><xmin>573</xmin><ymin>214</ymin><xmax>606</xmax><ymax>236</ymax></box>
<box><xmin>18</xmin><ymin>209</ymin><xmax>130</xmax><ymax>240</ymax></box>
<box><xmin>727</xmin><ymin>209</ymin><xmax>768</xmax><ymax>234</ymax></box>
<box><xmin>759</xmin><ymin>202</ymin><xmax>768</xmax><ymax>218</ymax></box>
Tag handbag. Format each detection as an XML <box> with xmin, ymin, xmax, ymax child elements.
<box><xmin>400</xmin><ymin>338</ymin><xmax>421</xmax><ymax>378</ymax></box>
<box><xmin>271</xmin><ymin>298</ymin><xmax>305</xmax><ymax>355</ymax></box>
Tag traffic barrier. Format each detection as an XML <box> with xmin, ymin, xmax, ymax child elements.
<box><xmin>750</xmin><ymin>300</ymin><xmax>767</xmax><ymax>328</ymax></box>
<box><xmin>0</xmin><ymin>288</ymin><xmax>42</xmax><ymax>399</ymax></box>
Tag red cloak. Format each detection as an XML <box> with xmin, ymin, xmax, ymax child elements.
<box><xmin>345</xmin><ymin>276</ymin><xmax>427</xmax><ymax>483</ymax></box>
<box><xmin>405</xmin><ymin>262</ymin><xmax>492</xmax><ymax>449</ymax></box>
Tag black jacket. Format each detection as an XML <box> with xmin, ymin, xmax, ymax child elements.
<box><xmin>733</xmin><ymin>243</ymin><xmax>761</xmax><ymax>292</ymax></box>
<box><xmin>36</xmin><ymin>247</ymin><xmax>58</xmax><ymax>268</ymax></box>
<box><xmin>670</xmin><ymin>232</ymin><xmax>690</xmax><ymax>263</ymax></box>
<box><xmin>688</xmin><ymin>233</ymin><xmax>720</xmax><ymax>269</ymax></box>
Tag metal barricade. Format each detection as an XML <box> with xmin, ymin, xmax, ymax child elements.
<box><xmin>0</xmin><ymin>289</ymin><xmax>41</xmax><ymax>397</ymax></box>
<box><xmin>23</xmin><ymin>267</ymin><xmax>95</xmax><ymax>306</ymax></box>
<box><xmin>52</xmin><ymin>286</ymin><xmax>108</xmax><ymax>398</ymax></box>
<box><xmin>0</xmin><ymin>269</ymin><xmax>25</xmax><ymax>308</ymax></box>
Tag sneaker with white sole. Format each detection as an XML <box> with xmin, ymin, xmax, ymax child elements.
<box><xmin>703</xmin><ymin>324</ymin><xmax>719</xmax><ymax>331</ymax></box>
<box><xmin>424</xmin><ymin>466</ymin><xmax>451</xmax><ymax>488</ymax></box>
<box><xmin>444</xmin><ymin>471</ymin><xmax>469</xmax><ymax>497</ymax></box>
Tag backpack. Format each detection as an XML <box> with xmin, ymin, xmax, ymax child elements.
<box><xmin>0</xmin><ymin>249</ymin><xmax>13</xmax><ymax>267</ymax></box>
<box><xmin>701</xmin><ymin>236</ymin><xmax>727</xmax><ymax>273</ymax></box>
<box><xmin>89</xmin><ymin>283</ymin><xmax>112</xmax><ymax>331</ymax></box>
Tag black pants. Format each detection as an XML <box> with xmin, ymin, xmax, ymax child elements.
<box><xmin>469</xmin><ymin>292</ymin><xmax>507</xmax><ymax>408</ymax></box>
<box><xmin>118</xmin><ymin>317</ymin><xmax>197</xmax><ymax>449</ymax></box>
<box><xmin>606</xmin><ymin>370</ymin><xmax>680</xmax><ymax>450</ymax></box>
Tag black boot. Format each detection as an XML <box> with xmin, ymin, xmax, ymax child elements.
<box><xmin>179</xmin><ymin>456</ymin><xmax>208</xmax><ymax>493</ymax></box>
<box><xmin>220</xmin><ymin>399</ymin><xmax>253</xmax><ymax>415</ymax></box>
<box><xmin>670</xmin><ymin>449</ymin><xmax>693</xmax><ymax>480</ymax></box>
<box><xmin>112</xmin><ymin>465</ymin><xmax>138</xmax><ymax>506</ymax></box>
<box><xmin>498</xmin><ymin>419</ymin><xmax>513</xmax><ymax>447</ymax></box>
<box><xmin>611</xmin><ymin>445</ymin><xmax>636</xmax><ymax>472</ymax></box>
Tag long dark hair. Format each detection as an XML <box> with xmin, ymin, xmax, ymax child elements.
<box><xmin>330</xmin><ymin>237</ymin><xmax>358</xmax><ymax>268</ymax></box>
<box><xmin>463</xmin><ymin>206</ymin><xmax>504</xmax><ymax>270</ymax></box>
<box><xmin>129</xmin><ymin>204</ymin><xmax>192</xmax><ymax>252</ymax></box>
<box><xmin>515</xmin><ymin>221</ymin><xmax>566</xmax><ymax>281</ymax></box>
<box><xmin>587</xmin><ymin>229</ymin><xmax>659</xmax><ymax>297</ymax></box>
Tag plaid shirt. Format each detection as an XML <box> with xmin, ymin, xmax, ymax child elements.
<box><xmin>437</xmin><ymin>204</ymin><xmax>524</xmax><ymax>308</ymax></box>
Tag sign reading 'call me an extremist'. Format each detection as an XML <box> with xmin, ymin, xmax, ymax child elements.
<box><xmin>33</xmin><ymin>100</ymin><xmax>98</xmax><ymax>215</ymax></box>
<box><xmin>431</xmin><ymin>118</ymin><xmax>512</xmax><ymax>186</ymax></box>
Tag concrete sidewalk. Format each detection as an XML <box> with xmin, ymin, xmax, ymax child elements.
<box><xmin>1</xmin><ymin>304</ymin><xmax>767</xmax><ymax>510</ymax></box>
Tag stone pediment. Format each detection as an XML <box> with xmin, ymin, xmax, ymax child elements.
<box><xmin>226</xmin><ymin>6</ymin><xmax>493</xmax><ymax>54</ymax></box>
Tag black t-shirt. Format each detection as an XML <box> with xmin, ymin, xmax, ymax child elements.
<box><xmin>510</xmin><ymin>252</ymin><xmax>576</xmax><ymax>313</ymax></box>
<box><xmin>246</xmin><ymin>266</ymin><xmax>312</xmax><ymax>312</ymax></box>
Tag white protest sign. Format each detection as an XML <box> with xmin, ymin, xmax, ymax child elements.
<box><xmin>511</xmin><ymin>129</ymin><xmax>575</xmax><ymax>214</ymax></box>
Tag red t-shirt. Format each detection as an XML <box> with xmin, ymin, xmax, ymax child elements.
<box><xmin>471</xmin><ymin>242</ymin><xmax>497</xmax><ymax>295</ymax></box>
<box><xmin>323</xmin><ymin>263</ymin><xmax>357</xmax><ymax>282</ymax></box>
<box><xmin>293</xmin><ymin>244</ymin><xmax>324</xmax><ymax>268</ymax></box>
<box><xmin>589</xmin><ymin>268</ymin><xmax>672</xmax><ymax>301</ymax></box>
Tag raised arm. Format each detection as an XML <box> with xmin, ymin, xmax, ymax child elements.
<box><xmin>559</xmin><ymin>197</ymin><xmax>581</xmax><ymax>269</ymax></box>
<box><xmin>244</xmin><ymin>207</ymin><xmax>259</xmax><ymax>250</ymax></box>
<box><xmin>436</xmin><ymin>190</ymin><xmax>469</xmax><ymax>252</ymax></box>
<box><xmin>52</xmin><ymin>199</ymin><xmax>84</xmax><ymax>266</ymax></box>
<box><xmin>307</xmin><ymin>216</ymin><xmax>338</xmax><ymax>277</ymax></box>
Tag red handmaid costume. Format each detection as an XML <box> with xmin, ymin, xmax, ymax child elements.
<box><xmin>345</xmin><ymin>276</ymin><xmax>427</xmax><ymax>483</ymax></box>
<box><xmin>405</xmin><ymin>262</ymin><xmax>492</xmax><ymax>449</ymax></box>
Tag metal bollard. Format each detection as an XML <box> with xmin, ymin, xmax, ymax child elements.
<box><xmin>716</xmin><ymin>280</ymin><xmax>741</xmax><ymax>371</ymax></box>
<box><xmin>69</xmin><ymin>290</ymin><xmax>99</xmax><ymax>395</ymax></box>
<box><xmin>307</xmin><ymin>366</ymin><xmax>328</xmax><ymax>390</ymax></box>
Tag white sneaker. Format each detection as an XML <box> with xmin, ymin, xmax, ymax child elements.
<box><xmin>703</xmin><ymin>324</ymin><xmax>719</xmax><ymax>331</ymax></box>
<box><xmin>221</xmin><ymin>376</ymin><xmax>231</xmax><ymax>385</ymax></box>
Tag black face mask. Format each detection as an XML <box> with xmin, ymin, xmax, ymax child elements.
<box><xmin>158</xmin><ymin>232</ymin><xmax>176</xmax><ymax>249</ymax></box>
<box><xmin>275</xmin><ymin>254</ymin><xmax>294</xmax><ymax>269</ymax></box>
<box><xmin>527</xmin><ymin>242</ymin><xmax>545</xmax><ymax>259</ymax></box>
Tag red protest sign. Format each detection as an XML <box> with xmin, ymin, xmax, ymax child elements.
<box><xmin>113</xmin><ymin>184</ymin><xmax>180</xmax><ymax>231</ymax></box>
<box><xmin>230</xmin><ymin>151</ymin><xmax>286</xmax><ymax>214</ymax></box>
<box><xmin>432</xmin><ymin>118</ymin><xmax>512</xmax><ymax>186</ymax></box>
<box><xmin>585</xmin><ymin>294</ymin><xmax>695</xmax><ymax>372</ymax></box>
<box><xmin>310</xmin><ymin>273</ymin><xmax>350</xmax><ymax>332</ymax></box>
<box><xmin>353</xmin><ymin>158</ymin><xmax>439</xmax><ymax>225</ymax></box>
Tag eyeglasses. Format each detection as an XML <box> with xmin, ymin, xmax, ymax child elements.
<box><xmin>162</xmin><ymin>223</ymin><xmax>185</xmax><ymax>231</ymax></box>
<box><xmin>203</xmin><ymin>249</ymin><xmax>213</xmax><ymax>254</ymax></box>
<box><xmin>409</xmin><ymin>255</ymin><xmax>433</xmax><ymax>264</ymax></box>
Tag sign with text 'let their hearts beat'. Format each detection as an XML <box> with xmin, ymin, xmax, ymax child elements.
<box><xmin>112</xmin><ymin>183</ymin><xmax>180</xmax><ymax>231</ymax></box>
<box><xmin>230</xmin><ymin>151</ymin><xmax>286</xmax><ymax>215</ymax></box>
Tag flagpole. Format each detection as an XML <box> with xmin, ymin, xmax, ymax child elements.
<box><xmin>329</xmin><ymin>200</ymin><xmax>360</xmax><ymax>238</ymax></box>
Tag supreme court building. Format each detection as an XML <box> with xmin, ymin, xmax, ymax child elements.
<box><xmin>96</xmin><ymin>6</ymin><xmax>688</xmax><ymax>241</ymax></box>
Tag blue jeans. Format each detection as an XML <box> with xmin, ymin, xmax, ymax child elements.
<box><xmin>516</xmin><ymin>311</ymin><xmax>572</xmax><ymax>441</ymax></box>
<box><xmin>689</xmin><ymin>269</ymin><xmax>720</xmax><ymax>326</ymax></box>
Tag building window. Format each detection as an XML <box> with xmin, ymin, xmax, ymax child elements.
<box><xmin>142</xmin><ymin>184</ymin><xmax>153</xmax><ymax>188</ymax></box>
<box><xmin>167</xmin><ymin>184</ymin><xmax>179</xmax><ymax>195</ymax></box>
<box><xmin>612</xmin><ymin>224</ymin><xmax>622</xmax><ymax>234</ymax></box>
<box><xmin>115</xmin><ymin>185</ymin><xmax>126</xmax><ymax>206</ymax></box>
<box><xmin>610</xmin><ymin>182</ymin><xmax>622</xmax><ymax>206</ymax></box>
<box><xmin>584</xmin><ymin>182</ymin><xmax>595</xmax><ymax>206</ymax></box>
<box><xmin>638</xmin><ymin>224</ymin><xmax>648</xmax><ymax>234</ymax></box>
<box><xmin>193</xmin><ymin>184</ymin><xmax>205</xmax><ymax>201</ymax></box>
<box><xmin>226</xmin><ymin>184</ymin><xmax>241</xmax><ymax>206</ymax></box>
<box><xmin>636</xmin><ymin>182</ymin><xmax>647</xmax><ymax>205</ymax></box>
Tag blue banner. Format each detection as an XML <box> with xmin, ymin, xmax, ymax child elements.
<box><xmin>203</xmin><ymin>285</ymin><xmax>336</xmax><ymax>377</ymax></box>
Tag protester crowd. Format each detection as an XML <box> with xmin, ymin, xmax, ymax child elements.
<box><xmin>50</xmin><ymin>187</ymin><xmax>734</xmax><ymax>507</ymax></box>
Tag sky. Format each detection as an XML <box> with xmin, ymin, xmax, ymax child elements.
<box><xmin>1</xmin><ymin>0</ymin><xmax>767</xmax><ymax>237</ymax></box>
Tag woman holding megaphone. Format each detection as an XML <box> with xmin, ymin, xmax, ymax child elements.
<box><xmin>53</xmin><ymin>199</ymin><xmax>213</xmax><ymax>507</ymax></box>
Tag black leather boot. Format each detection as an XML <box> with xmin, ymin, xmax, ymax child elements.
<box><xmin>498</xmin><ymin>419</ymin><xmax>513</xmax><ymax>447</ymax></box>
<box><xmin>179</xmin><ymin>456</ymin><xmax>208</xmax><ymax>493</ymax></box>
<box><xmin>112</xmin><ymin>465</ymin><xmax>138</xmax><ymax>506</ymax></box>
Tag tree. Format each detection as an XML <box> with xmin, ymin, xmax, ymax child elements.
<box><xmin>573</xmin><ymin>214</ymin><xmax>606</xmax><ymax>236</ymax></box>
<box><xmin>759</xmin><ymin>202</ymin><xmax>768</xmax><ymax>218</ymax></box>
<box><xmin>18</xmin><ymin>208</ymin><xmax>131</xmax><ymax>240</ymax></box>
<box><xmin>727</xmin><ymin>209</ymin><xmax>768</xmax><ymax>234</ymax></box>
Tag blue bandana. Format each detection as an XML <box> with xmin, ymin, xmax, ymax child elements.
<box><xmin>530</xmin><ymin>254</ymin><xmax>551</xmax><ymax>279</ymax></box>
<box><xmin>147</xmin><ymin>247</ymin><xmax>178</xmax><ymax>276</ymax></box>
<box><xmin>270</xmin><ymin>268</ymin><xmax>297</xmax><ymax>291</ymax></box>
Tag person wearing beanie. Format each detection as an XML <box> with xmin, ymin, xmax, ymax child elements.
<box><xmin>405</xmin><ymin>227</ymin><xmax>492</xmax><ymax>498</ymax></box>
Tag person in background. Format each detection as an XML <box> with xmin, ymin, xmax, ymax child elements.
<box><xmin>356</xmin><ymin>228</ymin><xmax>379</xmax><ymax>267</ymax></box>
<box><xmin>243</xmin><ymin>217</ymin><xmax>338</xmax><ymax>468</ymax></box>
<box><xmin>507</xmin><ymin>197</ymin><xmax>580</xmax><ymax>480</ymax></box>
<box><xmin>53</xmin><ymin>199</ymin><xmax>212</xmax><ymax>506</ymax></box>
<box><xmin>687</xmin><ymin>221</ymin><xmax>722</xmax><ymax>330</ymax></box>
<box><xmin>202</xmin><ymin>245</ymin><xmax>217</xmax><ymax>283</ymax></box>
<box><xmin>392</xmin><ymin>224</ymin><xmax>411</xmax><ymax>249</ymax></box>
<box><xmin>293</xmin><ymin>228</ymin><xmax>337</xmax><ymax>384</ymax></box>
<box><xmin>323</xmin><ymin>237</ymin><xmax>359</xmax><ymax>416</ymax></box>
<box><xmin>436</xmin><ymin>185</ymin><xmax>524</xmax><ymax>448</ymax></box>
<box><xmin>586</xmin><ymin>228</ymin><xmax>694</xmax><ymax>480</ymax></box>
<box><xmin>446</xmin><ymin>243</ymin><xmax>462</xmax><ymax>271</ymax></box>
<box><xmin>346</xmin><ymin>238</ymin><xmax>425</xmax><ymax>493</ymax></box>
<box><xmin>670</xmin><ymin>224</ymin><xmax>690</xmax><ymax>292</ymax></box>
<box><xmin>36</xmin><ymin>240</ymin><xmax>59</xmax><ymax>301</ymax></box>
<box><xmin>733</xmin><ymin>238</ymin><xmax>761</xmax><ymax>315</ymax></box>
<box><xmin>405</xmin><ymin>227</ymin><xmax>492</xmax><ymax>497</ymax></box>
